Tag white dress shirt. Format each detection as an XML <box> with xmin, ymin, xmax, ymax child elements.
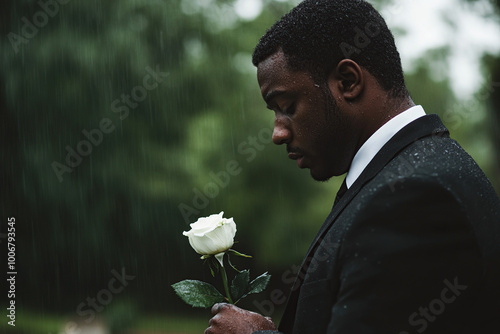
<box><xmin>345</xmin><ymin>105</ymin><xmax>427</xmax><ymax>188</ymax></box>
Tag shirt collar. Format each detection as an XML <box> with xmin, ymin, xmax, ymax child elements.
<box><xmin>345</xmin><ymin>105</ymin><xmax>426</xmax><ymax>189</ymax></box>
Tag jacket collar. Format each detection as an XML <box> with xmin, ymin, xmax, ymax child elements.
<box><xmin>316</xmin><ymin>114</ymin><xmax>448</xmax><ymax>245</ymax></box>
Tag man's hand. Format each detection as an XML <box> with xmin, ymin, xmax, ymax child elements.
<box><xmin>204</xmin><ymin>303</ymin><xmax>277</xmax><ymax>334</ymax></box>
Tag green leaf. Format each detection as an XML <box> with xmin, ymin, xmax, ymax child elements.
<box><xmin>240</xmin><ymin>272</ymin><xmax>271</xmax><ymax>300</ymax></box>
<box><xmin>230</xmin><ymin>269</ymin><xmax>250</xmax><ymax>302</ymax></box>
<box><xmin>172</xmin><ymin>280</ymin><xmax>225</xmax><ymax>308</ymax></box>
<box><xmin>228</xmin><ymin>249</ymin><xmax>252</xmax><ymax>258</ymax></box>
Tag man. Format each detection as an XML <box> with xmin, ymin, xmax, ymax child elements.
<box><xmin>204</xmin><ymin>0</ymin><xmax>500</xmax><ymax>333</ymax></box>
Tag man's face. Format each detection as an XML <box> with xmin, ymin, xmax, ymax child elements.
<box><xmin>257</xmin><ymin>51</ymin><xmax>356</xmax><ymax>181</ymax></box>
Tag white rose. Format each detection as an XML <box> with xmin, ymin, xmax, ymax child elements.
<box><xmin>183</xmin><ymin>211</ymin><xmax>237</xmax><ymax>257</ymax></box>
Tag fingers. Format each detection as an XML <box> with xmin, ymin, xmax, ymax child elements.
<box><xmin>211</xmin><ymin>302</ymin><xmax>228</xmax><ymax>315</ymax></box>
<box><xmin>206</xmin><ymin>304</ymin><xmax>227</xmax><ymax>334</ymax></box>
<box><xmin>205</xmin><ymin>304</ymin><xmax>277</xmax><ymax>333</ymax></box>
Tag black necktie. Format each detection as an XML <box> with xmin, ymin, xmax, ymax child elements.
<box><xmin>334</xmin><ymin>178</ymin><xmax>348</xmax><ymax>205</ymax></box>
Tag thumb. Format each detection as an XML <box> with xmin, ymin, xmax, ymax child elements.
<box><xmin>211</xmin><ymin>303</ymin><xmax>229</xmax><ymax>315</ymax></box>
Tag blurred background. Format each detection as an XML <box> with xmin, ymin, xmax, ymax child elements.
<box><xmin>1</xmin><ymin>0</ymin><xmax>499</xmax><ymax>333</ymax></box>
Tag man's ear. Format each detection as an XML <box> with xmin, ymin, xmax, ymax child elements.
<box><xmin>328</xmin><ymin>59</ymin><xmax>364</xmax><ymax>101</ymax></box>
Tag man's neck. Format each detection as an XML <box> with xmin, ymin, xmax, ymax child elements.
<box><xmin>345</xmin><ymin>104</ymin><xmax>426</xmax><ymax>188</ymax></box>
<box><xmin>354</xmin><ymin>96</ymin><xmax>415</xmax><ymax>159</ymax></box>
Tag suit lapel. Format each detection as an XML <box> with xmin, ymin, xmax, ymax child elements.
<box><xmin>278</xmin><ymin>114</ymin><xmax>449</xmax><ymax>332</ymax></box>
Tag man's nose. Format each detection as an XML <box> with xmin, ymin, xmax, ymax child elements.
<box><xmin>272</xmin><ymin>117</ymin><xmax>291</xmax><ymax>145</ymax></box>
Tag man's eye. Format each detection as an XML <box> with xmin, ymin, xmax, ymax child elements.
<box><xmin>284</xmin><ymin>104</ymin><xmax>295</xmax><ymax>115</ymax></box>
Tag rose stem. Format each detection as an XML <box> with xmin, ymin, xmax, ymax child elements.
<box><xmin>220</xmin><ymin>262</ymin><xmax>233</xmax><ymax>304</ymax></box>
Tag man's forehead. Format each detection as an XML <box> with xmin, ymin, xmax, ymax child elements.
<box><xmin>257</xmin><ymin>50</ymin><xmax>315</xmax><ymax>99</ymax></box>
<box><xmin>256</xmin><ymin>50</ymin><xmax>293</xmax><ymax>95</ymax></box>
<box><xmin>257</xmin><ymin>51</ymin><xmax>287</xmax><ymax>79</ymax></box>
<box><xmin>260</xmin><ymin>49</ymin><xmax>287</xmax><ymax>67</ymax></box>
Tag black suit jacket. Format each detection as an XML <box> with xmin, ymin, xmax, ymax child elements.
<box><xmin>256</xmin><ymin>114</ymin><xmax>500</xmax><ymax>334</ymax></box>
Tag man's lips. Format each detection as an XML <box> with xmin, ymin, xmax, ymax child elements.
<box><xmin>287</xmin><ymin>152</ymin><xmax>303</xmax><ymax>160</ymax></box>
<box><xmin>287</xmin><ymin>150</ymin><xmax>305</xmax><ymax>168</ymax></box>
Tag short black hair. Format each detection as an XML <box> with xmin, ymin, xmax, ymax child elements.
<box><xmin>252</xmin><ymin>0</ymin><xmax>409</xmax><ymax>98</ymax></box>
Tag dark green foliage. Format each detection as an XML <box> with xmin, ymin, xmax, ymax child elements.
<box><xmin>230</xmin><ymin>269</ymin><xmax>250</xmax><ymax>302</ymax></box>
<box><xmin>172</xmin><ymin>280</ymin><xmax>225</xmax><ymax>308</ymax></box>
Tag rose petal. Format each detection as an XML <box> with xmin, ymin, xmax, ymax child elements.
<box><xmin>188</xmin><ymin>212</ymin><xmax>224</xmax><ymax>235</ymax></box>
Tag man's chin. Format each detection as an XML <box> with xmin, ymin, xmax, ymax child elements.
<box><xmin>310</xmin><ymin>169</ymin><xmax>333</xmax><ymax>182</ymax></box>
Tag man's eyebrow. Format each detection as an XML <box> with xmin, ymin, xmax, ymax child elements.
<box><xmin>264</xmin><ymin>90</ymin><xmax>286</xmax><ymax>104</ymax></box>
